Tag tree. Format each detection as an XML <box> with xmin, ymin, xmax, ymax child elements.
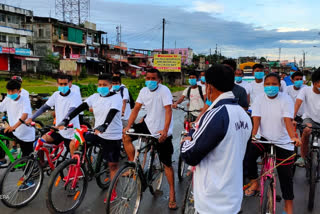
<box><xmin>44</xmin><ymin>50</ymin><xmax>60</xmax><ymax>70</ymax></box>
<box><xmin>260</xmin><ymin>57</ymin><xmax>267</xmax><ymax>63</ymax></box>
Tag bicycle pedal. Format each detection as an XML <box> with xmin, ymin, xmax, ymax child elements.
<box><xmin>276</xmin><ymin>195</ymin><xmax>282</xmax><ymax>202</ymax></box>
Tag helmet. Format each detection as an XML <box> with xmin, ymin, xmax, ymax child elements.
<box><xmin>11</xmin><ymin>76</ymin><xmax>22</xmax><ymax>83</ymax></box>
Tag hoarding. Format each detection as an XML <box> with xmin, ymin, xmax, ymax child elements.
<box><xmin>153</xmin><ymin>54</ymin><xmax>181</xmax><ymax>72</ymax></box>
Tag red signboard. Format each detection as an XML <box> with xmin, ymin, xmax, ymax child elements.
<box><xmin>70</xmin><ymin>54</ymin><xmax>80</xmax><ymax>59</ymax></box>
<box><xmin>2</xmin><ymin>47</ymin><xmax>15</xmax><ymax>54</ymax></box>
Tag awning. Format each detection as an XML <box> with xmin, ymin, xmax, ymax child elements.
<box><xmin>86</xmin><ymin>57</ymin><xmax>100</xmax><ymax>62</ymax></box>
<box><xmin>14</xmin><ymin>56</ymin><xmax>40</xmax><ymax>61</ymax></box>
<box><xmin>57</xmin><ymin>39</ymin><xmax>86</xmax><ymax>47</ymax></box>
<box><xmin>128</xmin><ymin>64</ymin><xmax>142</xmax><ymax>69</ymax></box>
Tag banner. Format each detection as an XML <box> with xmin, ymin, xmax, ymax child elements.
<box><xmin>60</xmin><ymin>60</ymin><xmax>77</xmax><ymax>71</ymax></box>
<box><xmin>154</xmin><ymin>54</ymin><xmax>181</xmax><ymax>72</ymax></box>
<box><xmin>15</xmin><ymin>48</ymin><xmax>31</xmax><ymax>56</ymax></box>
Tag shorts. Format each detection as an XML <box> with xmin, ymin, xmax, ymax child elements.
<box><xmin>130</xmin><ymin>121</ymin><xmax>173</xmax><ymax>167</ymax></box>
<box><xmin>303</xmin><ymin>118</ymin><xmax>320</xmax><ymax>129</ymax></box>
<box><xmin>84</xmin><ymin>132</ymin><xmax>121</xmax><ymax>163</ymax></box>
<box><xmin>48</xmin><ymin>131</ymin><xmax>71</xmax><ymax>150</ymax></box>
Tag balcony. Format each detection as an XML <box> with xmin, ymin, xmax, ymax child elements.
<box><xmin>0</xmin><ymin>41</ymin><xmax>29</xmax><ymax>49</ymax></box>
<box><xmin>0</xmin><ymin>25</ymin><xmax>32</xmax><ymax>36</ymax></box>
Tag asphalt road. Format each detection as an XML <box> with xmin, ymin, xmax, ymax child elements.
<box><xmin>0</xmin><ymin>105</ymin><xmax>320</xmax><ymax>214</ymax></box>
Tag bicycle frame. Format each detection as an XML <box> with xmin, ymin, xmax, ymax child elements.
<box><xmin>0</xmin><ymin>135</ymin><xmax>21</xmax><ymax>164</ymax></box>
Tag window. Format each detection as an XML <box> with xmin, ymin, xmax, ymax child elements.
<box><xmin>0</xmin><ymin>13</ymin><xmax>5</xmax><ymax>22</ymax></box>
<box><xmin>8</xmin><ymin>36</ymin><xmax>20</xmax><ymax>44</ymax></box>
<box><xmin>179</xmin><ymin>50</ymin><xmax>182</xmax><ymax>55</ymax></box>
<box><xmin>38</xmin><ymin>29</ymin><xmax>43</xmax><ymax>38</ymax></box>
<box><xmin>0</xmin><ymin>34</ymin><xmax>6</xmax><ymax>42</ymax></box>
<box><xmin>184</xmin><ymin>50</ymin><xmax>187</xmax><ymax>55</ymax></box>
<box><xmin>171</xmin><ymin>50</ymin><xmax>174</xmax><ymax>54</ymax></box>
<box><xmin>7</xmin><ymin>15</ymin><xmax>20</xmax><ymax>24</ymax></box>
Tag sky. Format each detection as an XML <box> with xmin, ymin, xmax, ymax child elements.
<box><xmin>3</xmin><ymin>0</ymin><xmax>320</xmax><ymax>66</ymax></box>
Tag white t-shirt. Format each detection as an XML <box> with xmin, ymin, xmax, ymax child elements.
<box><xmin>197</xmin><ymin>81</ymin><xmax>206</xmax><ymax>93</ymax></box>
<box><xmin>21</xmin><ymin>88</ymin><xmax>29</xmax><ymax>98</ymax></box>
<box><xmin>297</xmin><ymin>87</ymin><xmax>320</xmax><ymax>124</ymax></box>
<box><xmin>136</xmin><ymin>84</ymin><xmax>173</xmax><ymax>136</ymax></box>
<box><xmin>46</xmin><ymin>91</ymin><xmax>80</xmax><ymax>139</ymax></box>
<box><xmin>280</xmin><ymin>80</ymin><xmax>287</xmax><ymax>93</ymax></box>
<box><xmin>235</xmin><ymin>81</ymin><xmax>250</xmax><ymax>95</ymax></box>
<box><xmin>113</xmin><ymin>87</ymin><xmax>131</xmax><ymax>121</ymax></box>
<box><xmin>249</xmin><ymin>80</ymin><xmax>264</xmax><ymax>105</ymax></box>
<box><xmin>252</xmin><ymin>92</ymin><xmax>294</xmax><ymax>151</ymax></box>
<box><xmin>0</xmin><ymin>96</ymin><xmax>35</xmax><ymax>142</ymax></box>
<box><xmin>286</xmin><ymin>85</ymin><xmax>306</xmax><ymax>117</ymax></box>
<box><xmin>182</xmin><ymin>86</ymin><xmax>205</xmax><ymax>117</ymax></box>
<box><xmin>70</xmin><ymin>84</ymin><xmax>82</xmax><ymax>107</ymax></box>
<box><xmin>85</xmin><ymin>93</ymin><xmax>123</xmax><ymax>140</ymax></box>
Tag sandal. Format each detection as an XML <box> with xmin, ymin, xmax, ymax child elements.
<box><xmin>168</xmin><ymin>201</ymin><xmax>178</xmax><ymax>210</ymax></box>
<box><xmin>244</xmin><ymin>183</ymin><xmax>259</xmax><ymax>197</ymax></box>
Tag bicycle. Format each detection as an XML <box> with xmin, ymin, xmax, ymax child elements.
<box><xmin>105</xmin><ymin>130</ymin><xmax>163</xmax><ymax>214</ymax></box>
<box><xmin>46</xmin><ymin>125</ymin><xmax>110</xmax><ymax>214</ymax></box>
<box><xmin>176</xmin><ymin>105</ymin><xmax>199</xmax><ymax>181</ymax></box>
<box><xmin>181</xmin><ymin>167</ymin><xmax>196</xmax><ymax>214</ymax></box>
<box><xmin>0</xmin><ymin>125</ymin><xmax>71</xmax><ymax>208</ymax></box>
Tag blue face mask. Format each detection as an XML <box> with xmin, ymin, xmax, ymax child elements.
<box><xmin>97</xmin><ymin>87</ymin><xmax>110</xmax><ymax>96</ymax></box>
<box><xmin>294</xmin><ymin>80</ymin><xmax>303</xmax><ymax>88</ymax></box>
<box><xmin>200</xmin><ymin>76</ymin><xmax>206</xmax><ymax>83</ymax></box>
<box><xmin>7</xmin><ymin>93</ymin><xmax>19</xmax><ymax>100</ymax></box>
<box><xmin>205</xmin><ymin>99</ymin><xmax>213</xmax><ymax>106</ymax></box>
<box><xmin>145</xmin><ymin>80</ymin><xmax>158</xmax><ymax>91</ymax></box>
<box><xmin>235</xmin><ymin>76</ymin><xmax>242</xmax><ymax>83</ymax></box>
<box><xmin>58</xmin><ymin>85</ymin><xmax>70</xmax><ymax>94</ymax></box>
<box><xmin>188</xmin><ymin>78</ymin><xmax>197</xmax><ymax>86</ymax></box>
<box><xmin>264</xmin><ymin>86</ymin><xmax>279</xmax><ymax>97</ymax></box>
<box><xmin>290</xmin><ymin>72</ymin><xmax>295</xmax><ymax>76</ymax></box>
<box><xmin>254</xmin><ymin>72</ymin><xmax>264</xmax><ymax>80</ymax></box>
<box><xmin>112</xmin><ymin>85</ymin><xmax>120</xmax><ymax>91</ymax></box>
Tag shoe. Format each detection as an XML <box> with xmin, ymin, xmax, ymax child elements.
<box><xmin>19</xmin><ymin>180</ymin><xmax>35</xmax><ymax>191</ymax></box>
<box><xmin>0</xmin><ymin>159</ymin><xmax>7</xmax><ymax>166</ymax></box>
<box><xmin>295</xmin><ymin>157</ymin><xmax>305</xmax><ymax>167</ymax></box>
<box><xmin>10</xmin><ymin>148</ymin><xmax>17</xmax><ymax>154</ymax></box>
<box><xmin>63</xmin><ymin>166</ymin><xmax>83</xmax><ymax>181</ymax></box>
<box><xmin>104</xmin><ymin>189</ymin><xmax>117</xmax><ymax>204</ymax></box>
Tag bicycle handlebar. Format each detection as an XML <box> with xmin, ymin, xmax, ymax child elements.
<box><xmin>126</xmin><ymin>129</ymin><xmax>160</xmax><ymax>139</ymax></box>
<box><xmin>252</xmin><ymin>138</ymin><xmax>295</xmax><ymax>145</ymax></box>
<box><xmin>176</xmin><ymin>105</ymin><xmax>200</xmax><ymax>113</ymax></box>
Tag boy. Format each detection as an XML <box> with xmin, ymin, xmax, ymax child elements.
<box><xmin>235</xmin><ymin>69</ymin><xmax>250</xmax><ymax>104</ymax></box>
<box><xmin>249</xmin><ymin>64</ymin><xmax>265</xmax><ymax>104</ymax></box>
<box><xmin>173</xmin><ymin>71</ymin><xmax>205</xmax><ymax>121</ymax></box>
<box><xmin>285</xmin><ymin>71</ymin><xmax>305</xmax><ymax>118</ymax></box>
<box><xmin>197</xmin><ymin>71</ymin><xmax>206</xmax><ymax>90</ymax></box>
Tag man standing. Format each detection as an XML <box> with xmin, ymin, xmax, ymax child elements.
<box><xmin>249</xmin><ymin>64</ymin><xmax>265</xmax><ymax>105</ymax></box>
<box><xmin>181</xmin><ymin>64</ymin><xmax>252</xmax><ymax>214</ymax></box>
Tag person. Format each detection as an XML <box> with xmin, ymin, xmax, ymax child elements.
<box><xmin>9</xmin><ymin>76</ymin><xmax>30</xmax><ymax>154</ymax></box>
<box><xmin>245</xmin><ymin>73</ymin><xmax>301</xmax><ymax>214</ymax></box>
<box><xmin>181</xmin><ymin>64</ymin><xmax>252</xmax><ymax>214</ymax></box>
<box><xmin>172</xmin><ymin>71</ymin><xmax>205</xmax><ymax>121</ymax></box>
<box><xmin>0</xmin><ymin>80</ymin><xmax>35</xmax><ymax>190</ymax></box>
<box><xmin>284</xmin><ymin>67</ymin><xmax>298</xmax><ymax>86</ymax></box>
<box><xmin>248</xmin><ymin>64</ymin><xmax>265</xmax><ymax>105</ymax></box>
<box><xmin>285</xmin><ymin>71</ymin><xmax>305</xmax><ymax>119</ymax></box>
<box><xmin>294</xmin><ymin>69</ymin><xmax>320</xmax><ymax>167</ymax></box>
<box><xmin>67</xmin><ymin>75</ymin><xmax>84</xmax><ymax>123</ymax></box>
<box><xmin>26</xmin><ymin>74</ymin><xmax>80</xmax><ymax>163</ymax></box>
<box><xmin>122</xmin><ymin>68</ymin><xmax>177</xmax><ymax>210</ymax></box>
<box><xmin>111</xmin><ymin>76</ymin><xmax>131</xmax><ymax>127</ymax></box>
<box><xmin>235</xmin><ymin>69</ymin><xmax>250</xmax><ymax>104</ymax></box>
<box><xmin>197</xmin><ymin>71</ymin><xmax>206</xmax><ymax>90</ymax></box>
<box><xmin>60</xmin><ymin>74</ymin><xmax>122</xmax><ymax>202</ymax></box>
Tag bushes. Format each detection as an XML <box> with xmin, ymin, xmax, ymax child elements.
<box><xmin>73</xmin><ymin>83</ymin><xmax>97</xmax><ymax>97</ymax></box>
<box><xmin>79</xmin><ymin>66</ymin><xmax>88</xmax><ymax>79</ymax></box>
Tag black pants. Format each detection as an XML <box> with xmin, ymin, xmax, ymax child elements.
<box><xmin>0</xmin><ymin>131</ymin><xmax>34</xmax><ymax>159</ymax></box>
<box><xmin>246</xmin><ymin>141</ymin><xmax>294</xmax><ymax>200</ymax></box>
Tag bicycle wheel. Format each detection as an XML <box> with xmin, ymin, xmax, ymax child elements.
<box><xmin>95</xmin><ymin>148</ymin><xmax>110</xmax><ymax>189</ymax></box>
<box><xmin>182</xmin><ymin>177</ymin><xmax>195</xmax><ymax>214</ymax></box>
<box><xmin>46</xmin><ymin>158</ymin><xmax>88</xmax><ymax>214</ymax></box>
<box><xmin>148</xmin><ymin>151</ymin><xmax>164</xmax><ymax>194</ymax></box>
<box><xmin>105</xmin><ymin>163</ymin><xmax>142</xmax><ymax>214</ymax></box>
<box><xmin>261</xmin><ymin>177</ymin><xmax>274</xmax><ymax>214</ymax></box>
<box><xmin>0</xmin><ymin>156</ymin><xmax>43</xmax><ymax>208</ymax></box>
<box><xmin>308</xmin><ymin>151</ymin><xmax>317</xmax><ymax>211</ymax></box>
<box><xmin>178</xmin><ymin>155</ymin><xmax>186</xmax><ymax>181</ymax></box>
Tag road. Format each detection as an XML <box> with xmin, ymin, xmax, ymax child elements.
<box><xmin>0</xmin><ymin>105</ymin><xmax>320</xmax><ymax>214</ymax></box>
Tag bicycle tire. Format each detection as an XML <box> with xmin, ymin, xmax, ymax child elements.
<box><xmin>105</xmin><ymin>162</ymin><xmax>142</xmax><ymax>214</ymax></box>
<box><xmin>95</xmin><ymin>147</ymin><xmax>110</xmax><ymax>189</ymax></box>
<box><xmin>46</xmin><ymin>158</ymin><xmax>88</xmax><ymax>214</ymax></box>
<box><xmin>261</xmin><ymin>177</ymin><xmax>274</xmax><ymax>214</ymax></box>
<box><xmin>308</xmin><ymin>151</ymin><xmax>317</xmax><ymax>211</ymax></box>
<box><xmin>181</xmin><ymin>176</ymin><xmax>195</xmax><ymax>214</ymax></box>
<box><xmin>178</xmin><ymin>155</ymin><xmax>186</xmax><ymax>182</ymax></box>
<box><xmin>0</xmin><ymin>156</ymin><xmax>43</xmax><ymax>208</ymax></box>
<box><xmin>148</xmin><ymin>150</ymin><xmax>164</xmax><ymax>194</ymax></box>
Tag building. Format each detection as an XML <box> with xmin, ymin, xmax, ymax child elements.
<box><xmin>0</xmin><ymin>4</ymin><xmax>39</xmax><ymax>73</ymax></box>
<box><xmin>153</xmin><ymin>48</ymin><xmax>193</xmax><ymax>65</ymax></box>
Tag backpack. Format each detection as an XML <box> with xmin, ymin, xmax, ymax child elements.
<box><xmin>120</xmin><ymin>86</ymin><xmax>135</xmax><ymax>109</ymax></box>
<box><xmin>187</xmin><ymin>85</ymin><xmax>204</xmax><ymax>101</ymax></box>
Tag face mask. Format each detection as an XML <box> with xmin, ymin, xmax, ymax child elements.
<box><xmin>294</xmin><ymin>80</ymin><xmax>303</xmax><ymax>88</ymax></box>
<box><xmin>188</xmin><ymin>78</ymin><xmax>197</xmax><ymax>86</ymax></box>
<box><xmin>200</xmin><ymin>76</ymin><xmax>206</xmax><ymax>83</ymax></box>
<box><xmin>235</xmin><ymin>76</ymin><xmax>242</xmax><ymax>83</ymax></box>
<box><xmin>264</xmin><ymin>86</ymin><xmax>279</xmax><ymax>97</ymax></box>
<box><xmin>7</xmin><ymin>93</ymin><xmax>19</xmax><ymax>100</ymax></box>
<box><xmin>254</xmin><ymin>72</ymin><xmax>264</xmax><ymax>80</ymax></box>
<box><xmin>112</xmin><ymin>85</ymin><xmax>120</xmax><ymax>91</ymax></box>
<box><xmin>145</xmin><ymin>80</ymin><xmax>158</xmax><ymax>91</ymax></box>
<box><xmin>58</xmin><ymin>85</ymin><xmax>70</xmax><ymax>94</ymax></box>
<box><xmin>97</xmin><ymin>87</ymin><xmax>110</xmax><ymax>96</ymax></box>
<box><xmin>290</xmin><ymin>72</ymin><xmax>295</xmax><ymax>76</ymax></box>
<box><xmin>205</xmin><ymin>99</ymin><xmax>213</xmax><ymax>106</ymax></box>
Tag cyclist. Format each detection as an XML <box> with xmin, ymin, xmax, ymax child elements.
<box><xmin>123</xmin><ymin>68</ymin><xmax>177</xmax><ymax>210</ymax></box>
<box><xmin>294</xmin><ymin>69</ymin><xmax>320</xmax><ymax>167</ymax></box>
<box><xmin>26</xmin><ymin>74</ymin><xmax>80</xmax><ymax>164</ymax></box>
<box><xmin>60</xmin><ymin>74</ymin><xmax>122</xmax><ymax>199</ymax></box>
<box><xmin>235</xmin><ymin>69</ymin><xmax>250</xmax><ymax>104</ymax></box>
<box><xmin>0</xmin><ymin>80</ymin><xmax>35</xmax><ymax>189</ymax></box>
<box><xmin>111</xmin><ymin>76</ymin><xmax>131</xmax><ymax>127</ymax></box>
<box><xmin>197</xmin><ymin>71</ymin><xmax>206</xmax><ymax>90</ymax></box>
<box><xmin>284</xmin><ymin>67</ymin><xmax>298</xmax><ymax>86</ymax></box>
<box><xmin>67</xmin><ymin>75</ymin><xmax>84</xmax><ymax>124</ymax></box>
<box><xmin>172</xmin><ymin>71</ymin><xmax>205</xmax><ymax>121</ymax></box>
<box><xmin>245</xmin><ymin>73</ymin><xmax>301</xmax><ymax>214</ymax></box>
<box><xmin>181</xmin><ymin>64</ymin><xmax>252</xmax><ymax>214</ymax></box>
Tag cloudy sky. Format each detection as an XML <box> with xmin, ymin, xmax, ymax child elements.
<box><xmin>4</xmin><ymin>0</ymin><xmax>320</xmax><ymax>66</ymax></box>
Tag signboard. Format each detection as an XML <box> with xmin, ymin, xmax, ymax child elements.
<box><xmin>86</xmin><ymin>36</ymin><xmax>92</xmax><ymax>45</ymax></box>
<box><xmin>1</xmin><ymin>47</ymin><xmax>15</xmax><ymax>54</ymax></box>
<box><xmin>60</xmin><ymin>60</ymin><xmax>77</xmax><ymax>71</ymax></box>
<box><xmin>153</xmin><ymin>54</ymin><xmax>181</xmax><ymax>72</ymax></box>
<box><xmin>70</xmin><ymin>54</ymin><xmax>80</xmax><ymax>59</ymax></box>
<box><xmin>15</xmin><ymin>48</ymin><xmax>31</xmax><ymax>56</ymax></box>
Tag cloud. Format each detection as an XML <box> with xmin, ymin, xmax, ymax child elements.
<box><xmin>279</xmin><ymin>40</ymin><xmax>319</xmax><ymax>45</ymax></box>
<box><xmin>276</xmin><ymin>27</ymin><xmax>310</xmax><ymax>32</ymax></box>
<box><xmin>189</xmin><ymin>1</ymin><xmax>224</xmax><ymax>13</ymax></box>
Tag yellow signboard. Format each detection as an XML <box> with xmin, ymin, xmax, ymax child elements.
<box><xmin>154</xmin><ymin>54</ymin><xmax>181</xmax><ymax>72</ymax></box>
<box><xmin>60</xmin><ymin>60</ymin><xmax>77</xmax><ymax>72</ymax></box>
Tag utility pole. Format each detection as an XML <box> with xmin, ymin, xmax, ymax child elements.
<box><xmin>175</xmin><ymin>40</ymin><xmax>176</xmax><ymax>49</ymax></box>
<box><xmin>209</xmin><ymin>48</ymin><xmax>212</xmax><ymax>64</ymax></box>
<box><xmin>278</xmin><ymin>48</ymin><xmax>281</xmax><ymax>63</ymax></box>
<box><xmin>162</xmin><ymin>18</ymin><xmax>165</xmax><ymax>54</ymax></box>
<box><xmin>302</xmin><ymin>51</ymin><xmax>306</xmax><ymax>69</ymax></box>
<box><xmin>78</xmin><ymin>0</ymin><xmax>80</xmax><ymax>24</ymax></box>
